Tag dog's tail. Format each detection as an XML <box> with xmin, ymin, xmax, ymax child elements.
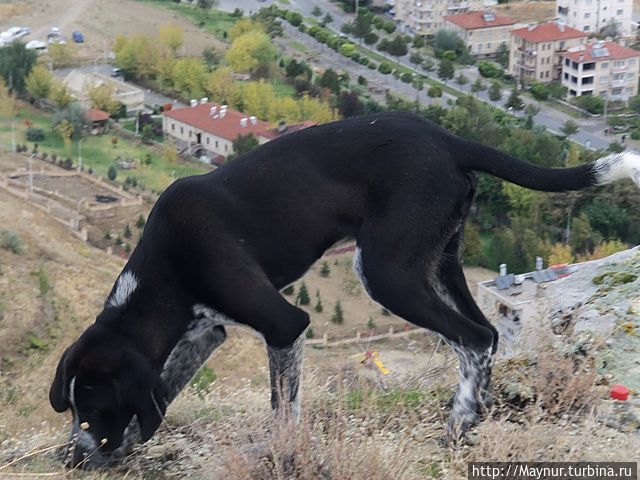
<box><xmin>458</xmin><ymin>139</ymin><xmax>640</xmax><ymax>192</ymax></box>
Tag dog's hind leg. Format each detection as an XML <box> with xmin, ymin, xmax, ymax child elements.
<box><xmin>356</xmin><ymin>246</ymin><xmax>494</xmax><ymax>440</ymax></box>
<box><xmin>267</xmin><ymin>334</ymin><xmax>305</xmax><ymax>424</ymax></box>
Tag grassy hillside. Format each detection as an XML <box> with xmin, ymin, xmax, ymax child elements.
<box><xmin>0</xmin><ymin>183</ymin><xmax>638</xmax><ymax>478</ymax></box>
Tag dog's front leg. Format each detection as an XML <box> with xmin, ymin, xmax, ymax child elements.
<box><xmin>267</xmin><ymin>335</ymin><xmax>305</xmax><ymax>424</ymax></box>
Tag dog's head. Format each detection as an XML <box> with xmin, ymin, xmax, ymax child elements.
<box><xmin>49</xmin><ymin>324</ymin><xmax>168</xmax><ymax>462</ymax></box>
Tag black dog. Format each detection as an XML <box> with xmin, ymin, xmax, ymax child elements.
<box><xmin>50</xmin><ymin>111</ymin><xmax>638</xmax><ymax>467</ymax></box>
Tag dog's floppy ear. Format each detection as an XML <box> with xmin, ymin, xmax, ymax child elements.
<box><xmin>49</xmin><ymin>344</ymin><xmax>78</xmax><ymax>412</ymax></box>
<box><xmin>131</xmin><ymin>359</ymin><xmax>169</xmax><ymax>442</ymax></box>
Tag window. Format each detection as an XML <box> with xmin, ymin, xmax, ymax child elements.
<box><xmin>571</xmin><ymin>75</ymin><xmax>578</xmax><ymax>83</ymax></box>
<box><xmin>583</xmin><ymin>25</ymin><xmax>590</xmax><ymax>31</ymax></box>
<box><xmin>601</xmin><ymin>62</ymin><xmax>609</xmax><ymax>68</ymax></box>
<box><xmin>599</xmin><ymin>90</ymin><xmax>607</xmax><ymax>96</ymax></box>
<box><xmin>572</xmin><ymin>61</ymin><xmax>579</xmax><ymax>69</ymax></box>
<box><xmin>224</xmin><ymin>144</ymin><xmax>228</xmax><ymax>152</ymax></box>
<box><xmin>582</xmin><ymin>76</ymin><xmax>594</xmax><ymax>85</ymax></box>
<box><xmin>564</xmin><ymin>72</ymin><xmax>569</xmax><ymax>80</ymax></box>
<box><xmin>171</xmin><ymin>123</ymin><xmax>175</xmax><ymax>131</ymax></box>
<box><xmin>626</xmin><ymin>87</ymin><xmax>634</xmax><ymax>93</ymax></box>
<box><xmin>617</xmin><ymin>9</ymin><xmax>623</xmax><ymax>15</ymax></box>
<box><xmin>206</xmin><ymin>137</ymin><xmax>210</xmax><ymax>144</ymax></box>
<box><xmin>180</xmin><ymin>126</ymin><xmax>184</xmax><ymax>134</ymax></box>
<box><xmin>215</xmin><ymin>140</ymin><xmax>219</xmax><ymax>148</ymax></box>
<box><xmin>558</xmin><ymin>6</ymin><xmax>569</xmax><ymax>14</ymax></box>
<box><xmin>600</xmin><ymin>75</ymin><xmax>608</xmax><ymax>82</ymax></box>
<box><xmin>540</xmin><ymin>72</ymin><xmax>544</xmax><ymax>79</ymax></box>
<box><xmin>546</xmin><ymin>71</ymin><xmax>549</xmax><ymax>78</ymax></box>
<box><xmin>613</xmin><ymin>73</ymin><xmax>624</xmax><ymax>80</ymax></box>
<box><xmin>627</xmin><ymin>73</ymin><xmax>635</xmax><ymax>79</ymax></box>
<box><xmin>584</xmin><ymin>12</ymin><xmax>591</xmax><ymax>18</ymax></box>
<box><xmin>629</xmin><ymin>59</ymin><xmax>636</xmax><ymax>65</ymax></box>
<box><xmin>565</xmin><ymin>58</ymin><xmax>570</xmax><ymax>66</ymax></box>
<box><xmin>613</xmin><ymin>60</ymin><xmax>625</xmax><ymax>67</ymax></box>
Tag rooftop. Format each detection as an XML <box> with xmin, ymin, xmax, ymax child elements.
<box><xmin>444</xmin><ymin>10</ymin><xmax>516</xmax><ymax>30</ymax></box>
<box><xmin>163</xmin><ymin>102</ymin><xmax>316</xmax><ymax>141</ymax></box>
<box><xmin>511</xmin><ymin>21</ymin><xmax>586</xmax><ymax>43</ymax></box>
<box><xmin>562</xmin><ymin>41</ymin><xmax>640</xmax><ymax>63</ymax></box>
<box><xmin>84</xmin><ymin>108</ymin><xmax>110</xmax><ymax>122</ymax></box>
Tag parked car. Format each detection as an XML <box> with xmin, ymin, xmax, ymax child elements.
<box><xmin>26</xmin><ymin>40</ymin><xmax>47</xmax><ymax>51</ymax></box>
<box><xmin>111</xmin><ymin>67</ymin><xmax>123</xmax><ymax>77</ymax></box>
<box><xmin>72</xmin><ymin>31</ymin><xmax>84</xmax><ymax>43</ymax></box>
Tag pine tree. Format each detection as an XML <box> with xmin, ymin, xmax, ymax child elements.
<box><xmin>123</xmin><ymin>224</ymin><xmax>132</xmax><ymax>238</ymax></box>
<box><xmin>331</xmin><ymin>300</ymin><xmax>344</xmax><ymax>324</ymax></box>
<box><xmin>367</xmin><ymin>317</ymin><xmax>376</xmax><ymax>330</ymax></box>
<box><xmin>320</xmin><ymin>261</ymin><xmax>331</xmax><ymax>277</ymax></box>
<box><xmin>314</xmin><ymin>298</ymin><xmax>323</xmax><ymax>312</ymax></box>
<box><xmin>282</xmin><ymin>285</ymin><xmax>295</xmax><ymax>296</ymax></box>
<box><xmin>136</xmin><ymin>214</ymin><xmax>146</xmax><ymax>229</ymax></box>
<box><xmin>297</xmin><ymin>282</ymin><xmax>310</xmax><ymax>305</ymax></box>
<box><xmin>505</xmin><ymin>88</ymin><xmax>524</xmax><ymax>111</ymax></box>
<box><xmin>305</xmin><ymin>327</ymin><xmax>315</xmax><ymax>339</ymax></box>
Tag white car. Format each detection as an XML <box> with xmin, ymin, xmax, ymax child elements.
<box><xmin>26</xmin><ymin>40</ymin><xmax>47</xmax><ymax>51</ymax></box>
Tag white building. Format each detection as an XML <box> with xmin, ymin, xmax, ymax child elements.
<box><xmin>561</xmin><ymin>40</ymin><xmax>640</xmax><ymax>99</ymax></box>
<box><xmin>395</xmin><ymin>0</ymin><xmax>498</xmax><ymax>36</ymax></box>
<box><xmin>556</xmin><ymin>0</ymin><xmax>634</xmax><ymax>37</ymax></box>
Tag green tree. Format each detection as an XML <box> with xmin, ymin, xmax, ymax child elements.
<box><xmin>505</xmin><ymin>88</ymin><xmax>524</xmax><ymax>111</ymax></box>
<box><xmin>570</xmin><ymin>213</ymin><xmax>601</xmax><ymax>255</ymax></box>
<box><xmin>488</xmin><ymin>82</ymin><xmax>502</xmax><ymax>102</ymax></box>
<box><xmin>108</xmin><ymin>165</ymin><xmax>118</xmax><ymax>181</ymax></box>
<box><xmin>321</xmin><ymin>13</ymin><xmax>333</xmax><ymax>26</ymax></box>
<box><xmin>413</xmin><ymin>36</ymin><xmax>425</xmax><ymax>49</ymax></box>
<box><xmin>197</xmin><ymin>0</ymin><xmax>216</xmax><ymax>21</ymax></box>
<box><xmin>331</xmin><ymin>300</ymin><xmax>344</xmax><ymax>324</ymax></box>
<box><xmin>320</xmin><ymin>261</ymin><xmax>331</xmax><ymax>277</ymax></box>
<box><xmin>282</xmin><ymin>285</ymin><xmax>295</xmax><ymax>296</ymax></box>
<box><xmin>297</xmin><ymin>282</ymin><xmax>310</xmax><ymax>305</ymax></box>
<box><xmin>314</xmin><ymin>298</ymin><xmax>323</xmax><ymax>312</ymax></box>
<box><xmin>433</xmin><ymin>29</ymin><xmax>464</xmax><ymax>55</ymax></box>
<box><xmin>312</xmin><ymin>6</ymin><xmax>322</xmax><ymax>16</ymax></box>
<box><xmin>25</xmin><ymin>64</ymin><xmax>54</xmax><ymax>100</ymax></box>
<box><xmin>470</xmin><ymin>78</ymin><xmax>486</xmax><ymax>93</ymax></box>
<box><xmin>561</xmin><ymin>119</ymin><xmax>579</xmax><ymax>136</ymax></box>
<box><xmin>0</xmin><ymin>42</ymin><xmax>37</xmax><ymax>94</ymax></box>
<box><xmin>495</xmin><ymin>42</ymin><xmax>509</xmax><ymax>68</ymax></box>
<box><xmin>455</xmin><ymin>73</ymin><xmax>468</xmax><ymax>86</ymax></box>
<box><xmin>367</xmin><ymin>317</ymin><xmax>376</xmax><ymax>330</ymax></box>
<box><xmin>628</xmin><ymin>95</ymin><xmax>640</xmax><ymax>114</ymax></box>
<box><xmin>318</xmin><ymin>68</ymin><xmax>341</xmax><ymax>94</ymax></box>
<box><xmin>438</xmin><ymin>58</ymin><xmax>454</xmax><ymax>80</ymax></box>
<box><xmin>427</xmin><ymin>85</ymin><xmax>442</xmax><ymax>101</ymax></box>
<box><xmin>232</xmin><ymin>133</ymin><xmax>259</xmax><ymax>157</ymax></box>
<box><xmin>136</xmin><ymin>214</ymin><xmax>146</xmax><ymax>229</ymax></box>
<box><xmin>477</xmin><ymin>60</ymin><xmax>502</xmax><ymax>78</ymax></box>
<box><xmin>530</xmin><ymin>83</ymin><xmax>549</xmax><ymax>101</ymax></box>
<box><xmin>462</xmin><ymin>223</ymin><xmax>482</xmax><ymax>264</ymax></box>
<box><xmin>123</xmin><ymin>224</ymin><xmax>132</xmax><ymax>238</ymax></box>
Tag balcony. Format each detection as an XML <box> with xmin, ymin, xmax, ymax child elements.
<box><xmin>415</xmin><ymin>3</ymin><xmax>433</xmax><ymax>12</ymax></box>
<box><xmin>611</xmin><ymin>79</ymin><xmax>627</xmax><ymax>88</ymax></box>
<box><xmin>610</xmin><ymin>65</ymin><xmax>628</xmax><ymax>73</ymax></box>
<box><xmin>412</xmin><ymin>15</ymin><xmax>429</xmax><ymax>24</ymax></box>
<box><xmin>447</xmin><ymin>2</ymin><xmax>470</xmax><ymax>10</ymax></box>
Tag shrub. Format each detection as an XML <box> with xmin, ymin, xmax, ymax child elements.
<box><xmin>0</xmin><ymin>230</ymin><xmax>23</xmax><ymax>254</ymax></box>
<box><xmin>400</xmin><ymin>72</ymin><xmax>413</xmax><ymax>83</ymax></box>
<box><xmin>136</xmin><ymin>214</ymin><xmax>146</xmax><ymax>229</ymax></box>
<box><xmin>631</xmin><ymin>129</ymin><xmax>640</xmax><ymax>140</ymax></box>
<box><xmin>382</xmin><ymin>21</ymin><xmax>396</xmax><ymax>34</ymax></box>
<box><xmin>314</xmin><ymin>298</ymin><xmax>323</xmax><ymax>313</ymax></box>
<box><xmin>530</xmin><ymin>83</ymin><xmax>550</xmax><ymax>101</ymax></box>
<box><xmin>364</xmin><ymin>32</ymin><xmax>378</xmax><ymax>45</ymax></box>
<box><xmin>320</xmin><ymin>261</ymin><xmax>331</xmax><ymax>277</ymax></box>
<box><xmin>574</xmin><ymin>95</ymin><xmax>604</xmax><ymax>114</ymax></box>
<box><xmin>378</xmin><ymin>61</ymin><xmax>393</xmax><ymax>74</ymax></box>
<box><xmin>477</xmin><ymin>60</ymin><xmax>503</xmax><ymax>78</ymax></box>
<box><xmin>282</xmin><ymin>285</ymin><xmax>295</xmax><ymax>296</ymax></box>
<box><xmin>108</xmin><ymin>165</ymin><xmax>117</xmax><ymax>181</ymax></box>
<box><xmin>305</xmin><ymin>327</ymin><xmax>315</xmax><ymax>339</ymax></box>
<box><xmin>25</xmin><ymin>128</ymin><xmax>45</xmax><ymax>142</ymax></box>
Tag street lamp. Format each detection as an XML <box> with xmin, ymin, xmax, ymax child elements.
<box><xmin>78</xmin><ymin>137</ymin><xmax>86</xmax><ymax>172</ymax></box>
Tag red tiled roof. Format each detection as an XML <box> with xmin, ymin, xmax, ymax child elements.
<box><xmin>444</xmin><ymin>11</ymin><xmax>515</xmax><ymax>30</ymax></box>
<box><xmin>512</xmin><ymin>22</ymin><xmax>586</xmax><ymax>43</ymax></box>
<box><xmin>561</xmin><ymin>41</ymin><xmax>640</xmax><ymax>63</ymax></box>
<box><xmin>85</xmin><ymin>108</ymin><xmax>110</xmax><ymax>122</ymax></box>
<box><xmin>163</xmin><ymin>102</ymin><xmax>274</xmax><ymax>141</ymax></box>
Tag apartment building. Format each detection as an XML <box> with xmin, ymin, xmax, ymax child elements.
<box><xmin>510</xmin><ymin>21</ymin><xmax>587</xmax><ymax>83</ymax></box>
<box><xmin>560</xmin><ymin>40</ymin><xmax>640</xmax><ymax>99</ymax></box>
<box><xmin>444</xmin><ymin>11</ymin><xmax>516</xmax><ymax>57</ymax></box>
<box><xmin>162</xmin><ymin>100</ymin><xmax>314</xmax><ymax>163</ymax></box>
<box><xmin>395</xmin><ymin>0</ymin><xmax>498</xmax><ymax>36</ymax></box>
<box><xmin>556</xmin><ymin>0</ymin><xmax>634</xmax><ymax>37</ymax></box>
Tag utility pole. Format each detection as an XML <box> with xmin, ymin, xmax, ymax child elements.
<box><xmin>78</xmin><ymin>138</ymin><xmax>86</xmax><ymax>172</ymax></box>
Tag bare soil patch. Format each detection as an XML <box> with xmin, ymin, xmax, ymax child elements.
<box><xmin>495</xmin><ymin>0</ymin><xmax>556</xmax><ymax>23</ymax></box>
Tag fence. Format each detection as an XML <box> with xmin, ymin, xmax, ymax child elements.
<box><xmin>305</xmin><ymin>325</ymin><xmax>427</xmax><ymax>347</ymax></box>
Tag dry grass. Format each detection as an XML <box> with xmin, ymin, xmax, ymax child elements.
<box><xmin>494</xmin><ymin>0</ymin><xmax>556</xmax><ymax>23</ymax></box>
<box><xmin>2</xmin><ymin>338</ymin><xmax>638</xmax><ymax>479</ymax></box>
<box><xmin>0</xmin><ymin>3</ymin><xmax>31</xmax><ymax>20</ymax></box>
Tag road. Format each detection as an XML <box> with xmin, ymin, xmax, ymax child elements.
<box><xmin>217</xmin><ymin>0</ymin><xmax>620</xmax><ymax>151</ymax></box>
<box><xmin>53</xmin><ymin>64</ymin><xmax>185</xmax><ymax>111</ymax></box>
